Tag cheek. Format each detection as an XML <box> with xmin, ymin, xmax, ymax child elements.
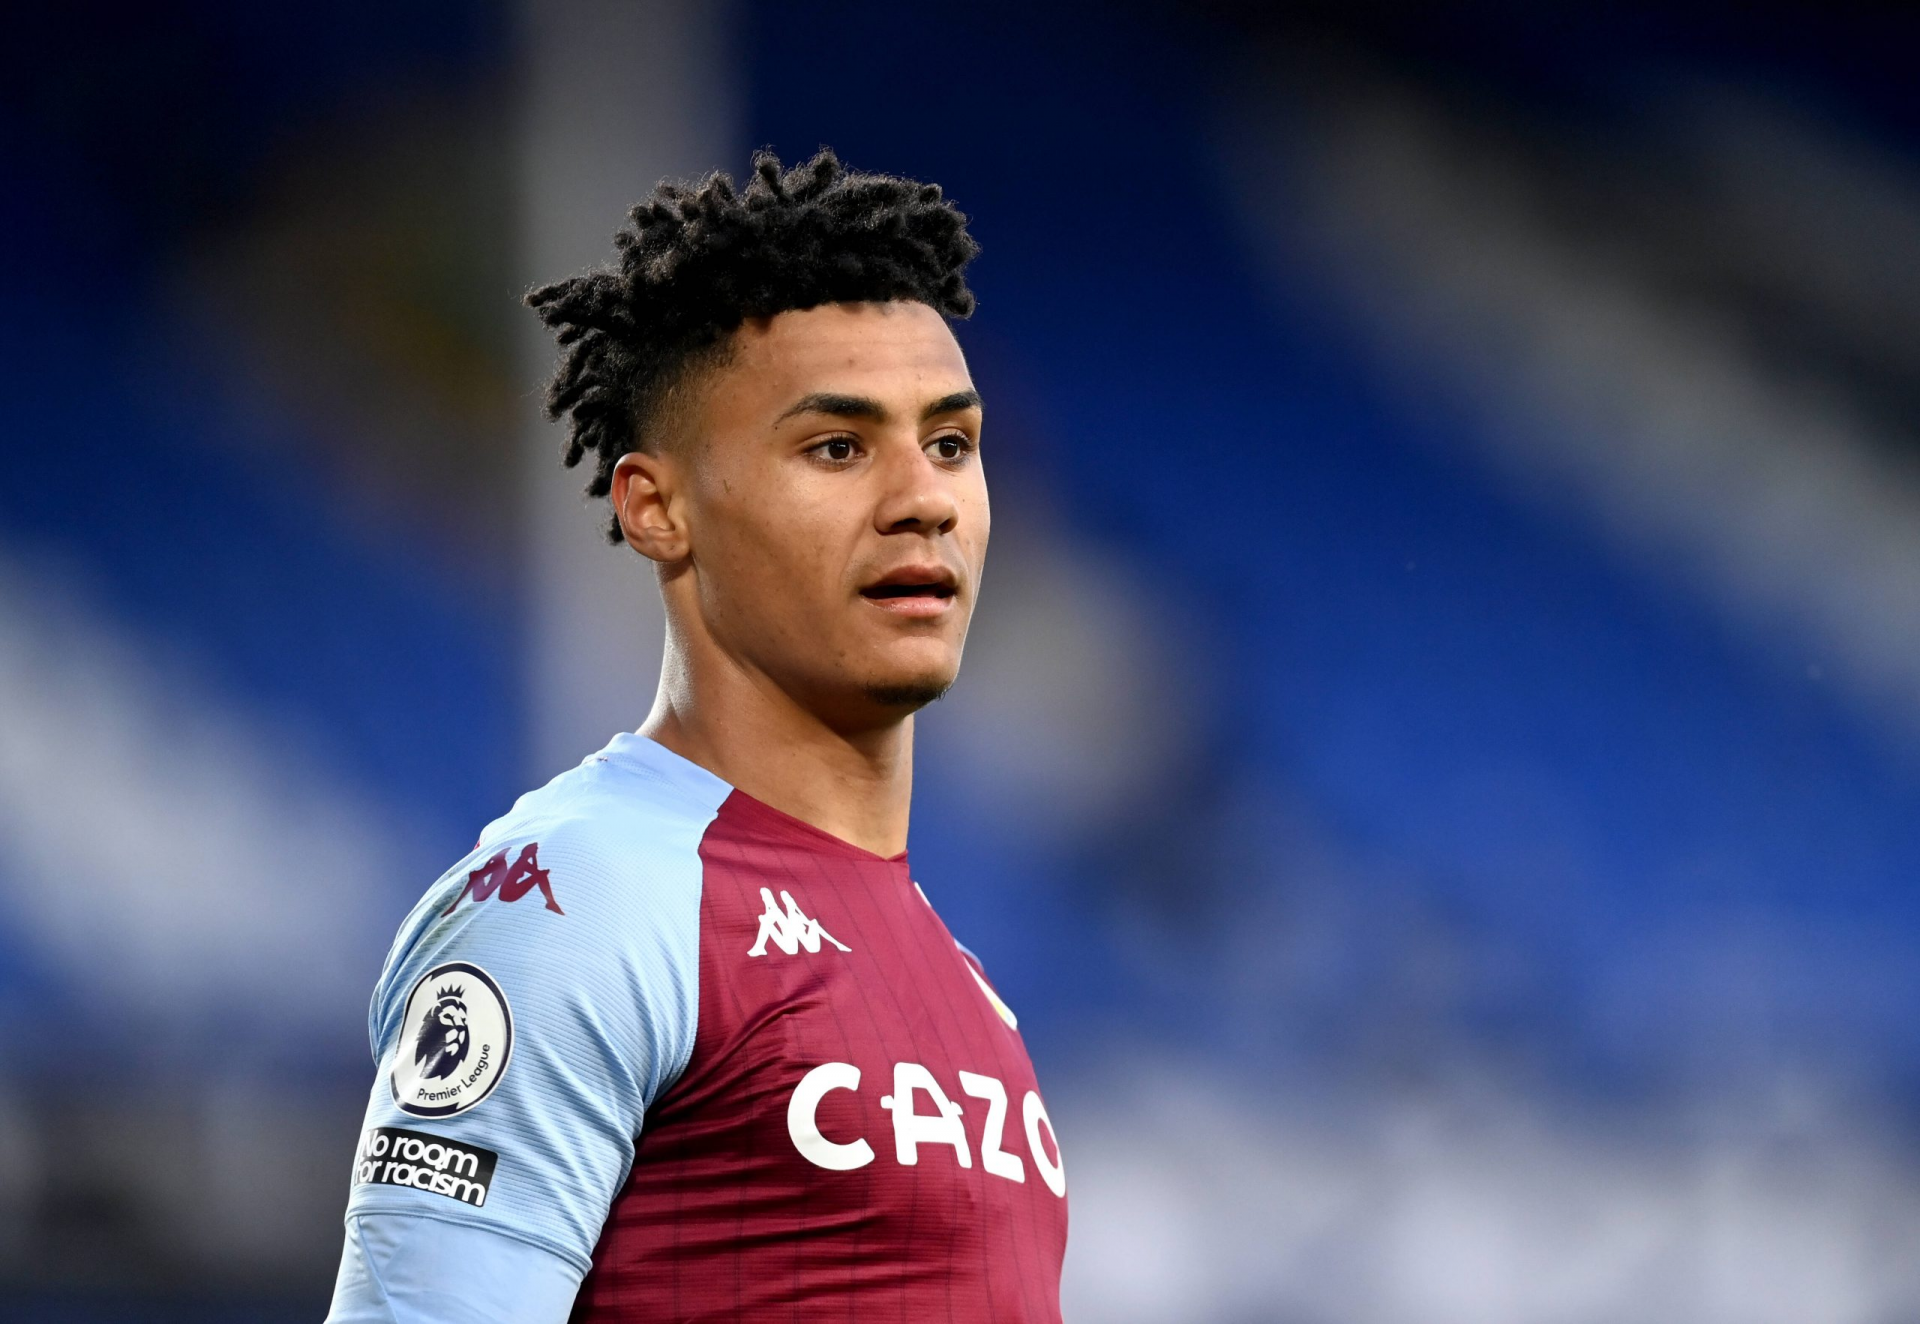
<box><xmin>704</xmin><ymin>490</ymin><xmax>850</xmax><ymax>619</ymax></box>
<box><xmin>960</xmin><ymin>489</ymin><xmax>991</xmax><ymax>573</ymax></box>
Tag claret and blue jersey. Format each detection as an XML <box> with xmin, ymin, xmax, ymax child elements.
<box><xmin>327</xmin><ymin>732</ymin><xmax>1068</xmax><ymax>1323</ymax></box>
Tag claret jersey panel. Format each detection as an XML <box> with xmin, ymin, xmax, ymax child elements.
<box><xmin>330</xmin><ymin>734</ymin><xmax>1066</xmax><ymax>1324</ymax></box>
<box><xmin>574</xmin><ymin>788</ymin><xmax>1069</xmax><ymax>1322</ymax></box>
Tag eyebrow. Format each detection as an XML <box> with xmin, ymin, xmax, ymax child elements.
<box><xmin>774</xmin><ymin>388</ymin><xmax>983</xmax><ymax>426</ymax></box>
<box><xmin>921</xmin><ymin>389</ymin><xmax>982</xmax><ymax>420</ymax></box>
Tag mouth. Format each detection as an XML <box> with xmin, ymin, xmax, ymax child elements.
<box><xmin>859</xmin><ymin>566</ymin><xmax>960</xmax><ymax>618</ymax></box>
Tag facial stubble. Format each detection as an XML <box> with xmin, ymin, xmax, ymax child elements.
<box><xmin>861</xmin><ymin>679</ymin><xmax>955</xmax><ymax>711</ymax></box>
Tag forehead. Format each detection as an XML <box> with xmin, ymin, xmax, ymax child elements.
<box><xmin>724</xmin><ymin>301</ymin><xmax>971</xmax><ymax>407</ymax></box>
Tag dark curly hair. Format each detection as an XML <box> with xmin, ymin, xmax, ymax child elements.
<box><xmin>525</xmin><ymin>148</ymin><xmax>981</xmax><ymax>542</ymax></box>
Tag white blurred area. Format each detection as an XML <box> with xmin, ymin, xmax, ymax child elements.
<box><xmin>0</xmin><ymin>547</ymin><xmax>417</xmax><ymax>1283</ymax></box>
<box><xmin>1061</xmin><ymin>1075</ymin><xmax>1920</xmax><ymax>1324</ymax></box>
<box><xmin>925</xmin><ymin>506</ymin><xmax>1193</xmax><ymax>834</ymax></box>
<box><xmin>515</xmin><ymin>0</ymin><xmax>735</xmax><ymax>782</ymax></box>
<box><xmin>0</xmin><ymin>548</ymin><xmax>410</xmax><ymax>1034</ymax></box>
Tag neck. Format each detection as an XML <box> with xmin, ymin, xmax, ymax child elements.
<box><xmin>639</xmin><ymin>627</ymin><xmax>916</xmax><ymax>858</ymax></box>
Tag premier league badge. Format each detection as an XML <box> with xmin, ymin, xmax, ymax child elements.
<box><xmin>391</xmin><ymin>961</ymin><xmax>513</xmax><ymax>1118</ymax></box>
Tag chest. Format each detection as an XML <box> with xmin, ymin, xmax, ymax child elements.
<box><xmin>668</xmin><ymin>842</ymin><xmax>1064</xmax><ymax>1205</ymax></box>
<box><xmin>589</xmin><ymin>829</ymin><xmax>1066</xmax><ymax>1321</ymax></box>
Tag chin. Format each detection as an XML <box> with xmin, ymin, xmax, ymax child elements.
<box><xmin>858</xmin><ymin>653</ymin><xmax>960</xmax><ymax>711</ymax></box>
<box><xmin>854</xmin><ymin>636</ymin><xmax>962</xmax><ymax>709</ymax></box>
<box><xmin>861</xmin><ymin>677</ymin><xmax>954</xmax><ymax>710</ymax></box>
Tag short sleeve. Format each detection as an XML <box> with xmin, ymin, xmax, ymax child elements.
<box><xmin>338</xmin><ymin>778</ymin><xmax>717</xmax><ymax>1274</ymax></box>
<box><xmin>327</xmin><ymin>1212</ymin><xmax>584</xmax><ymax>1323</ymax></box>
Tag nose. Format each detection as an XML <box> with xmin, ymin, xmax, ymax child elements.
<box><xmin>873</xmin><ymin>441</ymin><xmax>960</xmax><ymax>535</ymax></box>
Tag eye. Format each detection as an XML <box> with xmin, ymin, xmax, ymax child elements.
<box><xmin>927</xmin><ymin>433</ymin><xmax>975</xmax><ymax>462</ymax></box>
<box><xmin>809</xmin><ymin>436</ymin><xmax>859</xmax><ymax>464</ymax></box>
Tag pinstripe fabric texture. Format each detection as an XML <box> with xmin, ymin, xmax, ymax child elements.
<box><xmin>573</xmin><ymin>787</ymin><xmax>1068</xmax><ymax>1322</ymax></box>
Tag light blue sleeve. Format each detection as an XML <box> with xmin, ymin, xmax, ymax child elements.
<box><xmin>325</xmin><ymin>742</ymin><xmax>729</xmax><ymax>1322</ymax></box>
<box><xmin>327</xmin><ymin>1214</ymin><xmax>581</xmax><ymax>1323</ymax></box>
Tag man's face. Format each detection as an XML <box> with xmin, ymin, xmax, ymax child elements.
<box><xmin>668</xmin><ymin>301</ymin><xmax>988</xmax><ymax>726</ymax></box>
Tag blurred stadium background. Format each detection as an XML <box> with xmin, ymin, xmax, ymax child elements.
<box><xmin>6</xmin><ymin>2</ymin><xmax>1920</xmax><ymax>1319</ymax></box>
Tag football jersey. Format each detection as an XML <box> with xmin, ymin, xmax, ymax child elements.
<box><xmin>327</xmin><ymin>732</ymin><xmax>1067</xmax><ymax>1323</ymax></box>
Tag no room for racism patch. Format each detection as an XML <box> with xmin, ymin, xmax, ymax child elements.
<box><xmin>355</xmin><ymin>1126</ymin><xmax>498</xmax><ymax>1206</ymax></box>
<box><xmin>390</xmin><ymin>961</ymin><xmax>513</xmax><ymax>1118</ymax></box>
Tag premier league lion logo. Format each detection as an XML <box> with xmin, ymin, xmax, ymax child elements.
<box><xmin>393</xmin><ymin>962</ymin><xmax>512</xmax><ymax>1118</ymax></box>
<box><xmin>413</xmin><ymin>985</ymin><xmax>472</xmax><ymax>1081</ymax></box>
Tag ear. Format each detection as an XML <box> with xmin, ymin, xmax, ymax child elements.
<box><xmin>611</xmin><ymin>450</ymin><xmax>689</xmax><ymax>563</ymax></box>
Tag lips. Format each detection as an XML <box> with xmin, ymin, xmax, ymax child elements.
<box><xmin>859</xmin><ymin>564</ymin><xmax>959</xmax><ymax>617</ymax></box>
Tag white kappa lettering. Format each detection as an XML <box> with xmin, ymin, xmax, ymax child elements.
<box><xmin>747</xmin><ymin>888</ymin><xmax>851</xmax><ymax>957</ymax></box>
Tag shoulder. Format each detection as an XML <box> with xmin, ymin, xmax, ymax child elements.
<box><xmin>370</xmin><ymin>735</ymin><xmax>733</xmax><ymax>1035</ymax></box>
<box><xmin>346</xmin><ymin>738</ymin><xmax>731</xmax><ymax>1250</ymax></box>
<box><xmin>450</xmin><ymin>732</ymin><xmax>733</xmax><ymax>927</ymax></box>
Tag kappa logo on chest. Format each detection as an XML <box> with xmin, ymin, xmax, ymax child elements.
<box><xmin>747</xmin><ymin>887</ymin><xmax>851</xmax><ymax>957</ymax></box>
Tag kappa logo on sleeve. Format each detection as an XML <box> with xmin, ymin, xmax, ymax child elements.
<box><xmin>443</xmin><ymin>843</ymin><xmax>564</xmax><ymax>916</ymax></box>
<box><xmin>391</xmin><ymin>962</ymin><xmax>514</xmax><ymax>1117</ymax></box>
<box><xmin>355</xmin><ymin>1126</ymin><xmax>498</xmax><ymax>1206</ymax></box>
